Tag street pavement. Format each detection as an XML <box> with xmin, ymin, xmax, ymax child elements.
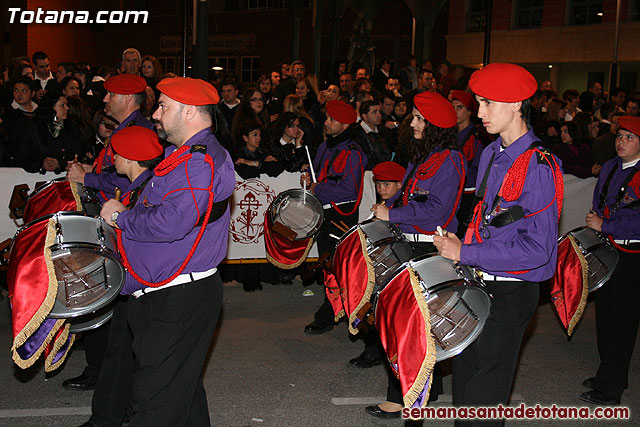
<box><xmin>0</xmin><ymin>279</ymin><xmax>638</xmax><ymax>427</ymax></box>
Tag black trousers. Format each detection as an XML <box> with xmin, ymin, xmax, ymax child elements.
<box><xmin>81</xmin><ymin>317</ymin><xmax>111</xmax><ymax>380</ymax></box>
<box><xmin>452</xmin><ymin>279</ymin><xmax>539</xmax><ymax>427</ymax></box>
<box><xmin>594</xmin><ymin>248</ymin><xmax>640</xmax><ymax>400</ymax></box>
<box><xmin>313</xmin><ymin>203</ymin><xmax>359</xmax><ymax>325</ymax></box>
<box><xmin>90</xmin><ymin>273</ymin><xmax>223</xmax><ymax>427</ymax></box>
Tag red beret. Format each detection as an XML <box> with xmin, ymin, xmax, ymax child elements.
<box><xmin>104</xmin><ymin>74</ymin><xmax>147</xmax><ymax>95</ymax></box>
<box><xmin>326</xmin><ymin>100</ymin><xmax>357</xmax><ymax>124</ymax></box>
<box><xmin>469</xmin><ymin>63</ymin><xmax>537</xmax><ymax>102</ymax></box>
<box><xmin>111</xmin><ymin>126</ymin><xmax>163</xmax><ymax>161</ymax></box>
<box><xmin>413</xmin><ymin>92</ymin><xmax>457</xmax><ymax>128</ymax></box>
<box><xmin>156</xmin><ymin>77</ymin><xmax>220</xmax><ymax>105</ymax></box>
<box><xmin>617</xmin><ymin>116</ymin><xmax>640</xmax><ymax>137</ymax></box>
<box><xmin>373</xmin><ymin>161</ymin><xmax>406</xmax><ymax>182</ymax></box>
<box><xmin>451</xmin><ymin>90</ymin><xmax>478</xmax><ymax>116</ymax></box>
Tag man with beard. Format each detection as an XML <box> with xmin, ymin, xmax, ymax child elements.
<box><xmin>81</xmin><ymin>77</ymin><xmax>234</xmax><ymax>426</ymax></box>
<box><xmin>301</xmin><ymin>100</ymin><xmax>367</xmax><ymax>334</ymax></box>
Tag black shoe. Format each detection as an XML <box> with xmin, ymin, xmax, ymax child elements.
<box><xmin>349</xmin><ymin>351</ymin><xmax>383</xmax><ymax>368</ymax></box>
<box><xmin>428</xmin><ymin>393</ymin><xmax>439</xmax><ymax>403</ymax></box>
<box><xmin>304</xmin><ymin>321</ymin><xmax>333</xmax><ymax>334</ymax></box>
<box><xmin>62</xmin><ymin>374</ymin><xmax>96</xmax><ymax>391</ymax></box>
<box><xmin>582</xmin><ymin>377</ymin><xmax>598</xmax><ymax>389</ymax></box>
<box><xmin>365</xmin><ymin>405</ymin><xmax>402</xmax><ymax>419</ymax></box>
<box><xmin>579</xmin><ymin>389</ymin><xmax>620</xmax><ymax>405</ymax></box>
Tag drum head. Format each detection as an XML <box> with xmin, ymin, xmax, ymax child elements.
<box><xmin>406</xmin><ymin>255</ymin><xmax>491</xmax><ymax>361</ymax></box>
<box><xmin>268</xmin><ymin>188</ymin><xmax>323</xmax><ymax>240</ymax></box>
<box><xmin>48</xmin><ymin>245</ymin><xmax>124</xmax><ymax>318</ymax></box>
<box><xmin>68</xmin><ymin>301</ymin><xmax>115</xmax><ymax>333</ymax></box>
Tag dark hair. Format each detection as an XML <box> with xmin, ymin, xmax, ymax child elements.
<box><xmin>589</xmin><ymin>81</ymin><xmax>602</xmax><ymax>91</ymax></box>
<box><xmin>275</xmin><ymin>112</ymin><xmax>300</xmax><ymax>139</ymax></box>
<box><xmin>58</xmin><ymin>62</ymin><xmax>77</xmax><ymax>75</ymax></box>
<box><xmin>138</xmin><ymin>155</ymin><xmax>163</xmax><ymax>170</ymax></box>
<box><xmin>599</xmin><ymin>102</ymin><xmax>617</xmax><ymax>121</ymax></box>
<box><xmin>611</xmin><ymin>87</ymin><xmax>626</xmax><ymax>97</ymax></box>
<box><xmin>32</xmin><ymin>51</ymin><xmax>48</xmax><ymax>63</ymax></box>
<box><xmin>578</xmin><ymin>91</ymin><xmax>596</xmax><ymax>113</ymax></box>
<box><xmin>291</xmin><ymin>59</ymin><xmax>305</xmax><ymax>69</ymax></box>
<box><xmin>545</xmin><ymin>99</ymin><xmax>567</xmax><ymax>121</ymax></box>
<box><xmin>382</xmin><ymin>90</ymin><xmax>396</xmax><ymax>102</ymax></box>
<box><xmin>221</xmin><ymin>79</ymin><xmax>239</xmax><ymax>91</ymax></box>
<box><xmin>339</xmin><ymin>72</ymin><xmax>352</xmax><ymax>79</ymax></box>
<box><xmin>410</xmin><ymin>119</ymin><xmax>458</xmax><ymax>164</ymax></box>
<box><xmin>13</xmin><ymin>76</ymin><xmax>36</xmax><ymax>91</ymax></box>
<box><xmin>256</xmin><ymin>74</ymin><xmax>272</xmax><ymax>92</ymax></box>
<box><xmin>418</xmin><ymin>69</ymin><xmax>434</xmax><ymax>79</ymax></box>
<box><xmin>231</xmin><ymin>87</ymin><xmax>269</xmax><ymax>146</ymax></box>
<box><xmin>531</xmin><ymin>90</ymin><xmax>545</xmax><ymax>101</ymax></box>
<box><xmin>574</xmin><ymin>112</ymin><xmax>598</xmax><ymax>142</ymax></box>
<box><xmin>359</xmin><ymin>100</ymin><xmax>378</xmax><ymax>116</ymax></box>
<box><xmin>60</xmin><ymin>76</ymin><xmax>81</xmax><ymax>92</ymax></box>
<box><xmin>36</xmin><ymin>89</ymin><xmax>66</xmax><ymax>123</ymax></box>
<box><xmin>237</xmin><ymin>120</ymin><xmax>262</xmax><ymax>150</ymax></box>
<box><xmin>562</xmin><ymin>89</ymin><xmax>580</xmax><ymax>102</ymax></box>
<box><xmin>561</xmin><ymin>121</ymin><xmax>581</xmax><ymax>144</ymax></box>
<box><xmin>92</xmin><ymin>111</ymin><xmax>118</xmax><ymax>132</ymax></box>
<box><xmin>195</xmin><ymin>104</ymin><xmax>215</xmax><ymax>122</ymax></box>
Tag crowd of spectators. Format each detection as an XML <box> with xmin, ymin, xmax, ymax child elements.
<box><xmin>2</xmin><ymin>50</ymin><xmax>637</xmax><ymax>182</ymax></box>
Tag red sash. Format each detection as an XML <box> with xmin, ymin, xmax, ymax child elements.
<box><xmin>325</xmin><ymin>228</ymin><xmax>375</xmax><ymax>330</ymax></box>
<box><xmin>376</xmin><ymin>267</ymin><xmax>437</xmax><ymax>411</ymax></box>
<box><xmin>8</xmin><ymin>217</ymin><xmax>73</xmax><ymax>371</ymax></box>
<box><xmin>23</xmin><ymin>181</ymin><xmax>82</xmax><ymax>223</ymax></box>
<box><xmin>264</xmin><ymin>212</ymin><xmax>314</xmax><ymax>269</ymax></box>
<box><xmin>550</xmin><ymin>236</ymin><xmax>589</xmax><ymax>336</ymax></box>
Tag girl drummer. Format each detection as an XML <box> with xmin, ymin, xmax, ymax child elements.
<box><xmin>367</xmin><ymin>91</ymin><xmax>467</xmax><ymax>418</ymax></box>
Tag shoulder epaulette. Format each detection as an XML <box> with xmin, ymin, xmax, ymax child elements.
<box><xmin>348</xmin><ymin>143</ymin><xmax>358</xmax><ymax>151</ymax></box>
<box><xmin>126</xmin><ymin>120</ymin><xmax>136</xmax><ymax>127</ymax></box>
<box><xmin>534</xmin><ymin>147</ymin><xmax>553</xmax><ymax>165</ymax></box>
<box><xmin>190</xmin><ymin>145</ymin><xmax>207</xmax><ymax>155</ymax></box>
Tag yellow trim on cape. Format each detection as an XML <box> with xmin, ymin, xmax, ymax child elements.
<box><xmin>403</xmin><ymin>267</ymin><xmax>437</xmax><ymax>414</ymax></box>
<box><xmin>44</xmin><ymin>325</ymin><xmax>74</xmax><ymax>372</ymax></box>
<box><xmin>69</xmin><ymin>181</ymin><xmax>83</xmax><ymax>211</ymax></box>
<box><xmin>566</xmin><ymin>235</ymin><xmax>589</xmax><ymax>336</ymax></box>
<box><xmin>11</xmin><ymin>217</ymin><xmax>61</xmax><ymax>368</ymax></box>
<box><xmin>347</xmin><ymin>228</ymin><xmax>376</xmax><ymax>335</ymax></box>
<box><xmin>265</xmin><ymin>235</ymin><xmax>314</xmax><ymax>270</ymax></box>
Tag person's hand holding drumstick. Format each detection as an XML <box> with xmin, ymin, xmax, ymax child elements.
<box><xmin>433</xmin><ymin>225</ymin><xmax>462</xmax><ymax>262</ymax></box>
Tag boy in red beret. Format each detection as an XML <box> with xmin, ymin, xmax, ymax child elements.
<box><xmin>581</xmin><ymin>115</ymin><xmax>640</xmax><ymax>405</ymax></box>
<box><xmin>434</xmin><ymin>63</ymin><xmax>563</xmax><ymax>426</ymax></box>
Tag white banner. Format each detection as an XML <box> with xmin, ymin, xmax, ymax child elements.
<box><xmin>0</xmin><ymin>168</ymin><xmax>594</xmax><ymax>259</ymax></box>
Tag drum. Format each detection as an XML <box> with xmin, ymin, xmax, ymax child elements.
<box><xmin>23</xmin><ymin>178</ymin><xmax>101</xmax><ymax>223</ymax></box>
<box><xmin>12</xmin><ymin>212</ymin><xmax>124</xmax><ymax>325</ymax></box>
<box><xmin>268</xmin><ymin>188</ymin><xmax>323</xmax><ymax>240</ymax></box>
<box><xmin>559</xmin><ymin>226</ymin><xmax>619</xmax><ymax>292</ymax></box>
<box><xmin>377</xmin><ymin>255</ymin><xmax>491</xmax><ymax>361</ymax></box>
<box><xmin>337</xmin><ymin>219</ymin><xmax>413</xmax><ymax>290</ymax></box>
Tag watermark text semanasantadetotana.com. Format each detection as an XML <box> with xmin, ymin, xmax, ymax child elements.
<box><xmin>8</xmin><ymin>8</ymin><xmax>148</xmax><ymax>24</ymax></box>
<box><xmin>402</xmin><ymin>403</ymin><xmax>631</xmax><ymax>420</ymax></box>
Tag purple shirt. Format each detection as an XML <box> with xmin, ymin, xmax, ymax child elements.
<box><xmin>118</xmin><ymin>128</ymin><xmax>235</xmax><ymax>294</ymax></box>
<box><xmin>460</xmin><ymin>128</ymin><xmax>562</xmax><ymax>281</ymax></box>
<box><xmin>313</xmin><ymin>137</ymin><xmax>367</xmax><ymax>205</ymax></box>
<box><xmin>592</xmin><ymin>157</ymin><xmax>640</xmax><ymax>240</ymax></box>
<box><xmin>84</xmin><ymin>110</ymin><xmax>155</xmax><ymax>202</ymax></box>
<box><xmin>457</xmin><ymin>123</ymin><xmax>484</xmax><ymax>188</ymax></box>
<box><xmin>388</xmin><ymin>149</ymin><xmax>466</xmax><ymax>234</ymax></box>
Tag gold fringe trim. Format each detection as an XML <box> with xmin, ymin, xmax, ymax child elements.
<box><xmin>333</xmin><ymin>308</ymin><xmax>346</xmax><ymax>323</ymax></box>
<box><xmin>11</xmin><ymin>218</ymin><xmax>61</xmax><ymax>368</ymax></box>
<box><xmin>403</xmin><ymin>267</ymin><xmax>437</xmax><ymax>413</ymax></box>
<box><xmin>44</xmin><ymin>325</ymin><xmax>74</xmax><ymax>372</ymax></box>
<box><xmin>566</xmin><ymin>235</ymin><xmax>589</xmax><ymax>336</ymax></box>
<box><xmin>265</xmin><ymin>237</ymin><xmax>314</xmax><ymax>270</ymax></box>
<box><xmin>69</xmin><ymin>181</ymin><xmax>83</xmax><ymax>211</ymax></box>
<box><xmin>347</xmin><ymin>228</ymin><xmax>376</xmax><ymax>335</ymax></box>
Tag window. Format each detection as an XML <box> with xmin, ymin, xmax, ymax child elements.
<box><xmin>209</xmin><ymin>56</ymin><xmax>238</xmax><ymax>81</ymax></box>
<box><xmin>632</xmin><ymin>0</ymin><xmax>640</xmax><ymax>21</ymax></box>
<box><xmin>159</xmin><ymin>57</ymin><xmax>179</xmax><ymax>75</ymax></box>
<box><xmin>571</xmin><ymin>0</ymin><xmax>603</xmax><ymax>25</ymax></box>
<box><xmin>241</xmin><ymin>56</ymin><xmax>261</xmax><ymax>83</ymax></box>
<box><xmin>466</xmin><ymin>0</ymin><xmax>489</xmax><ymax>33</ymax></box>
<box><xmin>514</xmin><ymin>0</ymin><xmax>543</xmax><ymax>29</ymax></box>
<box><xmin>225</xmin><ymin>0</ymin><xmax>303</xmax><ymax>12</ymax></box>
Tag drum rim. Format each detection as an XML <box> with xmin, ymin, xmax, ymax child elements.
<box><xmin>268</xmin><ymin>188</ymin><xmax>324</xmax><ymax>240</ymax></box>
<box><xmin>48</xmin><ymin>242</ymin><xmax>125</xmax><ymax>319</ymax></box>
<box><xmin>67</xmin><ymin>301</ymin><xmax>116</xmax><ymax>333</ymax></box>
<box><xmin>26</xmin><ymin>177</ymin><xmax>69</xmax><ymax>200</ymax></box>
<box><xmin>335</xmin><ymin>219</ymin><xmax>407</xmax><ymax>248</ymax></box>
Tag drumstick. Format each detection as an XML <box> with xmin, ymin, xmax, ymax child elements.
<box><xmin>330</xmin><ymin>220</ymin><xmax>349</xmax><ymax>233</ymax></box>
<box><xmin>437</xmin><ymin>226</ymin><xmax>448</xmax><ymax>237</ymax></box>
<box><xmin>74</xmin><ymin>154</ymin><xmax>78</xmax><ymax>163</ymax></box>
<box><xmin>304</xmin><ymin>146</ymin><xmax>317</xmax><ymax>183</ymax></box>
<box><xmin>303</xmin><ymin>180</ymin><xmax>306</xmax><ymax>205</ymax></box>
<box><xmin>340</xmin><ymin>220</ymin><xmax>349</xmax><ymax>230</ymax></box>
<box><xmin>114</xmin><ymin>187</ymin><xmax>122</xmax><ymax>202</ymax></box>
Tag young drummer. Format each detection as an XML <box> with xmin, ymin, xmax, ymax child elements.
<box><xmin>434</xmin><ymin>63</ymin><xmax>563</xmax><ymax>427</ymax></box>
<box><xmin>581</xmin><ymin>115</ymin><xmax>640</xmax><ymax>405</ymax></box>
